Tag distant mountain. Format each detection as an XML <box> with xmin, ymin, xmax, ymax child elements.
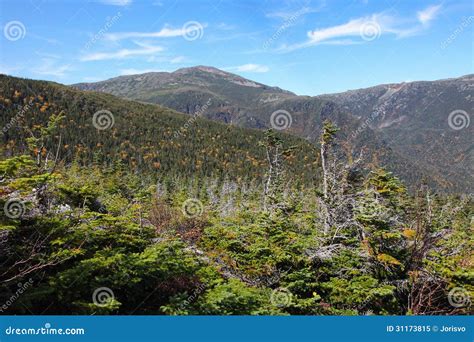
<box><xmin>74</xmin><ymin>66</ymin><xmax>295</xmax><ymax>127</ymax></box>
<box><xmin>318</xmin><ymin>75</ymin><xmax>473</xmax><ymax>193</ymax></box>
<box><xmin>73</xmin><ymin>69</ymin><xmax>474</xmax><ymax>193</ymax></box>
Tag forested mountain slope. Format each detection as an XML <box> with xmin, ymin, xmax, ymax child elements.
<box><xmin>74</xmin><ymin>68</ymin><xmax>473</xmax><ymax>193</ymax></box>
<box><xmin>0</xmin><ymin>74</ymin><xmax>317</xmax><ymax>183</ymax></box>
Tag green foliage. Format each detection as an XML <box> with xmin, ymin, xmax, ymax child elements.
<box><xmin>0</xmin><ymin>77</ymin><xmax>471</xmax><ymax>316</ymax></box>
<box><xmin>2</xmin><ymin>143</ymin><xmax>471</xmax><ymax>315</ymax></box>
<box><xmin>320</xmin><ymin>276</ymin><xmax>397</xmax><ymax>314</ymax></box>
<box><xmin>0</xmin><ymin>75</ymin><xmax>317</xmax><ymax>184</ymax></box>
<box><xmin>194</xmin><ymin>279</ymin><xmax>274</xmax><ymax>315</ymax></box>
<box><xmin>321</xmin><ymin>120</ymin><xmax>339</xmax><ymax>144</ymax></box>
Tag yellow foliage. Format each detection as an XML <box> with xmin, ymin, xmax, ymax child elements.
<box><xmin>377</xmin><ymin>253</ymin><xmax>401</xmax><ymax>266</ymax></box>
<box><xmin>402</xmin><ymin>229</ymin><xmax>417</xmax><ymax>240</ymax></box>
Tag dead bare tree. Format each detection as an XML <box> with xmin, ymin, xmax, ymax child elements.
<box><xmin>317</xmin><ymin>120</ymin><xmax>365</xmax><ymax>241</ymax></box>
<box><xmin>261</xmin><ymin>130</ymin><xmax>292</xmax><ymax>213</ymax></box>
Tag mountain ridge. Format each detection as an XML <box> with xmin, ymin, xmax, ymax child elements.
<box><xmin>315</xmin><ymin>74</ymin><xmax>473</xmax><ymax>97</ymax></box>
<box><xmin>72</xmin><ymin>67</ymin><xmax>473</xmax><ymax>193</ymax></box>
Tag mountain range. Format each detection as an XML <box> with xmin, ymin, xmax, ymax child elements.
<box><xmin>74</xmin><ymin>67</ymin><xmax>473</xmax><ymax>193</ymax></box>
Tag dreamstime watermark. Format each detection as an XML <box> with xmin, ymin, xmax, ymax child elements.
<box><xmin>448</xmin><ymin>287</ymin><xmax>471</xmax><ymax>308</ymax></box>
<box><xmin>3</xmin><ymin>20</ymin><xmax>26</xmax><ymax>41</ymax></box>
<box><xmin>5</xmin><ymin>323</ymin><xmax>85</xmax><ymax>336</ymax></box>
<box><xmin>263</xmin><ymin>8</ymin><xmax>307</xmax><ymax>50</ymax></box>
<box><xmin>92</xmin><ymin>287</ymin><xmax>115</xmax><ymax>307</ymax></box>
<box><xmin>182</xmin><ymin>198</ymin><xmax>204</xmax><ymax>218</ymax></box>
<box><xmin>440</xmin><ymin>16</ymin><xmax>473</xmax><ymax>50</ymax></box>
<box><xmin>173</xmin><ymin>98</ymin><xmax>212</xmax><ymax>139</ymax></box>
<box><xmin>351</xmin><ymin>110</ymin><xmax>384</xmax><ymax>138</ymax></box>
<box><xmin>2</xmin><ymin>98</ymin><xmax>34</xmax><ymax>134</ymax></box>
<box><xmin>182</xmin><ymin>21</ymin><xmax>204</xmax><ymax>41</ymax></box>
<box><xmin>84</xmin><ymin>12</ymin><xmax>122</xmax><ymax>51</ymax></box>
<box><xmin>0</xmin><ymin>278</ymin><xmax>34</xmax><ymax>313</ymax></box>
<box><xmin>448</xmin><ymin>109</ymin><xmax>470</xmax><ymax>130</ymax></box>
<box><xmin>3</xmin><ymin>199</ymin><xmax>26</xmax><ymax>219</ymax></box>
<box><xmin>270</xmin><ymin>109</ymin><xmax>292</xmax><ymax>130</ymax></box>
<box><xmin>270</xmin><ymin>287</ymin><xmax>292</xmax><ymax>307</ymax></box>
<box><xmin>180</xmin><ymin>283</ymin><xmax>207</xmax><ymax>309</ymax></box>
<box><xmin>359</xmin><ymin>21</ymin><xmax>381</xmax><ymax>41</ymax></box>
<box><xmin>92</xmin><ymin>110</ymin><xmax>115</xmax><ymax>130</ymax></box>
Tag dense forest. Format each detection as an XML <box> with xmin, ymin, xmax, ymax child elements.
<box><xmin>0</xmin><ymin>75</ymin><xmax>320</xmax><ymax>183</ymax></box>
<box><xmin>0</xmin><ymin>75</ymin><xmax>472</xmax><ymax>315</ymax></box>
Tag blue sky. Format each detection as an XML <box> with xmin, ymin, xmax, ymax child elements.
<box><xmin>0</xmin><ymin>0</ymin><xmax>472</xmax><ymax>95</ymax></box>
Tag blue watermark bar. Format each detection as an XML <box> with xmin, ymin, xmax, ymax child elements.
<box><xmin>0</xmin><ymin>316</ymin><xmax>472</xmax><ymax>342</ymax></box>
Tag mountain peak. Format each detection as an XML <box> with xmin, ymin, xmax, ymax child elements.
<box><xmin>174</xmin><ymin>65</ymin><xmax>230</xmax><ymax>76</ymax></box>
<box><xmin>172</xmin><ymin>65</ymin><xmax>266</xmax><ymax>87</ymax></box>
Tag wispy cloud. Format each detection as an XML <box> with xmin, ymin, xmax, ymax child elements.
<box><xmin>170</xmin><ymin>56</ymin><xmax>186</xmax><ymax>64</ymax></box>
<box><xmin>33</xmin><ymin>58</ymin><xmax>72</xmax><ymax>77</ymax></box>
<box><xmin>0</xmin><ymin>64</ymin><xmax>23</xmax><ymax>75</ymax></box>
<box><xmin>308</xmin><ymin>15</ymin><xmax>383</xmax><ymax>42</ymax></box>
<box><xmin>277</xmin><ymin>5</ymin><xmax>442</xmax><ymax>52</ymax></box>
<box><xmin>216</xmin><ymin>23</ymin><xmax>236</xmax><ymax>30</ymax></box>
<box><xmin>145</xmin><ymin>55</ymin><xmax>187</xmax><ymax>64</ymax></box>
<box><xmin>29</xmin><ymin>33</ymin><xmax>61</xmax><ymax>45</ymax></box>
<box><xmin>105</xmin><ymin>24</ymin><xmax>207</xmax><ymax>41</ymax></box>
<box><xmin>81</xmin><ymin>42</ymin><xmax>164</xmax><ymax>61</ymax></box>
<box><xmin>276</xmin><ymin>14</ymin><xmax>388</xmax><ymax>52</ymax></box>
<box><xmin>105</xmin><ymin>27</ymin><xmax>183</xmax><ymax>41</ymax></box>
<box><xmin>98</xmin><ymin>0</ymin><xmax>132</xmax><ymax>6</ymax></box>
<box><xmin>224</xmin><ymin>64</ymin><xmax>269</xmax><ymax>73</ymax></box>
<box><xmin>266</xmin><ymin>5</ymin><xmax>323</xmax><ymax>19</ymax></box>
<box><xmin>417</xmin><ymin>4</ymin><xmax>442</xmax><ymax>25</ymax></box>
<box><xmin>35</xmin><ymin>51</ymin><xmax>62</xmax><ymax>59</ymax></box>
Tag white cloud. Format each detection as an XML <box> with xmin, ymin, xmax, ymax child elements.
<box><xmin>35</xmin><ymin>51</ymin><xmax>61</xmax><ymax>59</ymax></box>
<box><xmin>33</xmin><ymin>58</ymin><xmax>72</xmax><ymax>77</ymax></box>
<box><xmin>105</xmin><ymin>27</ymin><xmax>184</xmax><ymax>41</ymax></box>
<box><xmin>145</xmin><ymin>55</ymin><xmax>186</xmax><ymax>64</ymax></box>
<box><xmin>98</xmin><ymin>0</ymin><xmax>132</xmax><ymax>6</ymax></box>
<box><xmin>417</xmin><ymin>4</ymin><xmax>442</xmax><ymax>25</ymax></box>
<box><xmin>307</xmin><ymin>14</ymin><xmax>382</xmax><ymax>42</ymax></box>
<box><xmin>216</xmin><ymin>23</ymin><xmax>236</xmax><ymax>30</ymax></box>
<box><xmin>170</xmin><ymin>56</ymin><xmax>186</xmax><ymax>64</ymax></box>
<box><xmin>0</xmin><ymin>64</ymin><xmax>23</xmax><ymax>75</ymax></box>
<box><xmin>29</xmin><ymin>33</ymin><xmax>61</xmax><ymax>45</ymax></box>
<box><xmin>225</xmin><ymin>64</ymin><xmax>269</xmax><ymax>73</ymax></box>
<box><xmin>81</xmin><ymin>42</ymin><xmax>164</xmax><ymax>61</ymax></box>
<box><xmin>276</xmin><ymin>14</ymin><xmax>388</xmax><ymax>52</ymax></box>
<box><xmin>105</xmin><ymin>23</ymin><xmax>207</xmax><ymax>41</ymax></box>
<box><xmin>265</xmin><ymin>2</ymin><xmax>325</xmax><ymax>20</ymax></box>
<box><xmin>278</xmin><ymin>7</ymin><xmax>442</xmax><ymax>53</ymax></box>
<box><xmin>305</xmin><ymin>13</ymin><xmax>425</xmax><ymax>42</ymax></box>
